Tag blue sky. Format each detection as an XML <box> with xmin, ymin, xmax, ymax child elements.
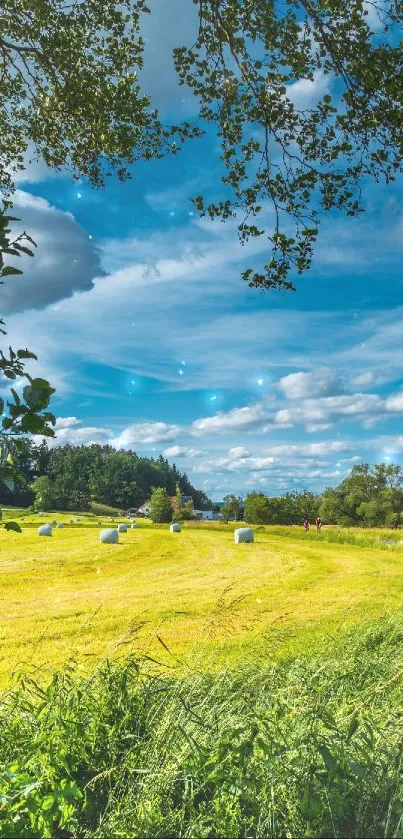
<box><xmin>4</xmin><ymin>1</ymin><xmax>403</xmax><ymax>500</ymax></box>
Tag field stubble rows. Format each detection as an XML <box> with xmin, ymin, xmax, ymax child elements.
<box><xmin>0</xmin><ymin>516</ymin><xmax>402</xmax><ymax>685</ymax></box>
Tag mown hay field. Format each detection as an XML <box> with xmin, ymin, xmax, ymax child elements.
<box><xmin>1</xmin><ymin>514</ymin><xmax>403</xmax><ymax>686</ymax></box>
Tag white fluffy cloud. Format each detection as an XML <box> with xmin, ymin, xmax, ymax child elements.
<box><xmin>192</xmin><ymin>405</ymin><xmax>268</xmax><ymax>435</ymax></box>
<box><xmin>273</xmin><ymin>393</ymin><xmax>384</xmax><ymax>430</ymax></box>
<box><xmin>55</xmin><ymin>417</ymin><xmax>82</xmax><ymax>429</ymax></box>
<box><xmin>50</xmin><ymin>417</ymin><xmax>181</xmax><ymax>450</ymax></box>
<box><xmin>286</xmin><ymin>70</ymin><xmax>331</xmax><ymax>108</ymax></box>
<box><xmin>267</xmin><ymin>441</ymin><xmax>348</xmax><ymax>457</ymax></box>
<box><xmin>277</xmin><ymin>368</ymin><xmax>344</xmax><ymax>400</ymax></box>
<box><xmin>162</xmin><ymin>445</ymin><xmax>202</xmax><ymax>458</ymax></box>
<box><xmin>113</xmin><ymin>422</ymin><xmax>180</xmax><ymax>447</ymax></box>
<box><xmin>351</xmin><ymin>371</ymin><xmax>376</xmax><ymax>388</ymax></box>
<box><xmin>384</xmin><ymin>392</ymin><xmax>403</xmax><ymax>412</ymax></box>
<box><xmin>51</xmin><ymin>416</ymin><xmax>111</xmax><ymax>446</ymax></box>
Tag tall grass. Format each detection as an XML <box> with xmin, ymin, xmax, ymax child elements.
<box><xmin>1</xmin><ymin>612</ymin><xmax>403</xmax><ymax>838</ymax></box>
<box><xmin>260</xmin><ymin>525</ymin><xmax>403</xmax><ymax>551</ymax></box>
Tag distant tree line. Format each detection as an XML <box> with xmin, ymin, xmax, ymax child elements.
<box><xmin>0</xmin><ymin>441</ymin><xmax>211</xmax><ymax>512</ymax></box>
<box><xmin>245</xmin><ymin>464</ymin><xmax>403</xmax><ymax>528</ymax></box>
<box><xmin>245</xmin><ymin>490</ymin><xmax>319</xmax><ymax>525</ymax></box>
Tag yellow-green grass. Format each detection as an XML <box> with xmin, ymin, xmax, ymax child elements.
<box><xmin>1</xmin><ymin>518</ymin><xmax>403</xmax><ymax>686</ymax></box>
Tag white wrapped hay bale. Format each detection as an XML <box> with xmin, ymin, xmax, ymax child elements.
<box><xmin>118</xmin><ymin>523</ymin><xmax>127</xmax><ymax>533</ymax></box>
<box><xmin>234</xmin><ymin>527</ymin><xmax>254</xmax><ymax>544</ymax></box>
<box><xmin>170</xmin><ymin>523</ymin><xmax>181</xmax><ymax>533</ymax></box>
<box><xmin>131</xmin><ymin>523</ymin><xmax>137</xmax><ymax>529</ymax></box>
<box><xmin>38</xmin><ymin>524</ymin><xmax>52</xmax><ymax>537</ymax></box>
<box><xmin>57</xmin><ymin>523</ymin><xmax>64</xmax><ymax>528</ymax></box>
<box><xmin>100</xmin><ymin>528</ymin><xmax>119</xmax><ymax>544</ymax></box>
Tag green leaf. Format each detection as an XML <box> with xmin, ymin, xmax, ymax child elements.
<box><xmin>1</xmin><ymin>266</ymin><xmax>23</xmax><ymax>277</ymax></box>
<box><xmin>17</xmin><ymin>349</ymin><xmax>37</xmax><ymax>360</ymax></box>
<box><xmin>13</xmin><ymin>244</ymin><xmax>35</xmax><ymax>257</ymax></box>
<box><xmin>318</xmin><ymin>744</ymin><xmax>339</xmax><ymax>774</ymax></box>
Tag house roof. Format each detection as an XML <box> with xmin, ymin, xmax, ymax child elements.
<box><xmin>169</xmin><ymin>495</ymin><xmax>194</xmax><ymax>510</ymax></box>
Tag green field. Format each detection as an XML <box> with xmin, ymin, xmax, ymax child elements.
<box><xmin>1</xmin><ymin>515</ymin><xmax>403</xmax><ymax>837</ymax></box>
<box><xmin>1</xmin><ymin>514</ymin><xmax>403</xmax><ymax>685</ymax></box>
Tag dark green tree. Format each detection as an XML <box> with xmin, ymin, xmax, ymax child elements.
<box><xmin>31</xmin><ymin>475</ymin><xmax>57</xmax><ymax>512</ymax></box>
<box><xmin>221</xmin><ymin>493</ymin><xmax>243</xmax><ymax>521</ymax></box>
<box><xmin>150</xmin><ymin>487</ymin><xmax>173</xmax><ymax>524</ymax></box>
<box><xmin>320</xmin><ymin>463</ymin><xmax>403</xmax><ymax>527</ymax></box>
<box><xmin>244</xmin><ymin>492</ymin><xmax>272</xmax><ymax>524</ymax></box>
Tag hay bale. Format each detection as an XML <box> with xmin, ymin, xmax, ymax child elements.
<box><xmin>100</xmin><ymin>528</ymin><xmax>119</xmax><ymax>544</ymax></box>
<box><xmin>76</xmin><ymin>516</ymin><xmax>81</xmax><ymax>521</ymax></box>
<box><xmin>57</xmin><ymin>523</ymin><xmax>64</xmax><ymax>529</ymax></box>
<box><xmin>118</xmin><ymin>523</ymin><xmax>127</xmax><ymax>533</ymax></box>
<box><xmin>170</xmin><ymin>523</ymin><xmax>181</xmax><ymax>533</ymax></box>
<box><xmin>69</xmin><ymin>519</ymin><xmax>74</xmax><ymax>524</ymax></box>
<box><xmin>234</xmin><ymin>527</ymin><xmax>254</xmax><ymax>544</ymax></box>
<box><xmin>38</xmin><ymin>524</ymin><xmax>52</xmax><ymax>537</ymax></box>
<box><xmin>131</xmin><ymin>523</ymin><xmax>137</xmax><ymax>529</ymax></box>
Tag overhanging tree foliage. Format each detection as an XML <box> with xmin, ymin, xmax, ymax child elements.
<box><xmin>0</xmin><ymin>210</ymin><xmax>55</xmax><ymax>507</ymax></box>
<box><xmin>0</xmin><ymin>0</ymin><xmax>198</xmax><ymax>193</ymax></box>
<box><xmin>175</xmin><ymin>0</ymin><xmax>403</xmax><ymax>289</ymax></box>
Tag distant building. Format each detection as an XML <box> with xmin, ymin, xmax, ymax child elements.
<box><xmin>137</xmin><ymin>501</ymin><xmax>152</xmax><ymax>516</ymax></box>
<box><xmin>169</xmin><ymin>495</ymin><xmax>194</xmax><ymax>512</ymax></box>
<box><xmin>194</xmin><ymin>509</ymin><xmax>222</xmax><ymax>521</ymax></box>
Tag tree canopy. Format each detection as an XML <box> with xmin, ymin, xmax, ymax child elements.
<box><xmin>243</xmin><ymin>465</ymin><xmax>403</xmax><ymax>527</ymax></box>
<box><xmin>319</xmin><ymin>463</ymin><xmax>403</xmax><ymax>527</ymax></box>
<box><xmin>150</xmin><ymin>486</ymin><xmax>173</xmax><ymax>523</ymax></box>
<box><xmin>245</xmin><ymin>489</ymin><xmax>320</xmax><ymax>524</ymax></box>
<box><xmin>221</xmin><ymin>493</ymin><xmax>243</xmax><ymax>520</ymax></box>
<box><xmin>0</xmin><ymin>0</ymin><xmax>200</xmax><ymax>194</ymax></box>
<box><xmin>175</xmin><ymin>0</ymin><xmax>403</xmax><ymax>290</ymax></box>
<box><xmin>1</xmin><ymin>0</ymin><xmax>402</xmax><ymax>292</ymax></box>
<box><xmin>5</xmin><ymin>441</ymin><xmax>211</xmax><ymax>512</ymax></box>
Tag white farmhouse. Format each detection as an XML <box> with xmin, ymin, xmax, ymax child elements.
<box><xmin>137</xmin><ymin>501</ymin><xmax>152</xmax><ymax>517</ymax></box>
<box><xmin>194</xmin><ymin>509</ymin><xmax>222</xmax><ymax>521</ymax></box>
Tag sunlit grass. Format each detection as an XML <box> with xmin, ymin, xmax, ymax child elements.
<box><xmin>1</xmin><ymin>516</ymin><xmax>403</xmax><ymax>685</ymax></box>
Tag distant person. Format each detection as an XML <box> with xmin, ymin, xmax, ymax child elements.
<box><xmin>315</xmin><ymin>517</ymin><xmax>322</xmax><ymax>532</ymax></box>
<box><xmin>303</xmin><ymin>519</ymin><xmax>310</xmax><ymax>532</ymax></box>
